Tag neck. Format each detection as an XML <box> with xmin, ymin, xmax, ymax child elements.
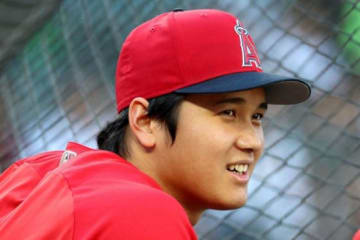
<box><xmin>128</xmin><ymin>147</ymin><xmax>206</xmax><ymax>226</ymax></box>
<box><xmin>150</xmin><ymin>177</ymin><xmax>206</xmax><ymax>225</ymax></box>
<box><xmin>129</xmin><ymin>157</ymin><xmax>205</xmax><ymax>226</ymax></box>
<box><xmin>181</xmin><ymin>203</ymin><xmax>205</xmax><ymax>225</ymax></box>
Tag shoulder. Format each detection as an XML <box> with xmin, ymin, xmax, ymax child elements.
<box><xmin>1</xmin><ymin>153</ymin><xmax>198</xmax><ymax>240</ymax></box>
<box><xmin>36</xmin><ymin>150</ymin><xmax>197</xmax><ymax>239</ymax></box>
<box><xmin>72</xmin><ymin>175</ymin><xmax>197</xmax><ymax>239</ymax></box>
<box><xmin>78</xmin><ymin>186</ymin><xmax>197</xmax><ymax>239</ymax></box>
<box><xmin>2</xmin><ymin>150</ymin><xmax>64</xmax><ymax>179</ymax></box>
<box><xmin>61</xmin><ymin>150</ymin><xmax>186</xmax><ymax>217</ymax></box>
<box><xmin>0</xmin><ymin>171</ymin><xmax>74</xmax><ymax>240</ymax></box>
<box><xmin>0</xmin><ymin>150</ymin><xmax>64</xmax><ymax>219</ymax></box>
<box><xmin>76</xmin><ymin>177</ymin><xmax>188</xmax><ymax>220</ymax></box>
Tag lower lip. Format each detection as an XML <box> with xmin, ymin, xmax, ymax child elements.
<box><xmin>228</xmin><ymin>171</ymin><xmax>249</xmax><ymax>183</ymax></box>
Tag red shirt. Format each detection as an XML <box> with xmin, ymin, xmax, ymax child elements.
<box><xmin>0</xmin><ymin>151</ymin><xmax>63</xmax><ymax>219</ymax></box>
<box><xmin>0</xmin><ymin>143</ymin><xmax>197</xmax><ymax>240</ymax></box>
<box><xmin>354</xmin><ymin>230</ymin><xmax>360</xmax><ymax>240</ymax></box>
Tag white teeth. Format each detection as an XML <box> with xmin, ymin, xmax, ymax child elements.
<box><xmin>228</xmin><ymin>164</ymin><xmax>249</xmax><ymax>173</ymax></box>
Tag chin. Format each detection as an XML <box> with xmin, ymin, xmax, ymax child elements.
<box><xmin>226</xmin><ymin>198</ymin><xmax>247</xmax><ymax>209</ymax></box>
<box><xmin>211</xmin><ymin>194</ymin><xmax>248</xmax><ymax>210</ymax></box>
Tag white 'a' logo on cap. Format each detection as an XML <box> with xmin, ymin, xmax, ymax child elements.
<box><xmin>234</xmin><ymin>20</ymin><xmax>262</xmax><ymax>70</ymax></box>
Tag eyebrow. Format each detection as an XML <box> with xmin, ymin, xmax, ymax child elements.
<box><xmin>214</xmin><ymin>97</ymin><xmax>268</xmax><ymax>110</ymax></box>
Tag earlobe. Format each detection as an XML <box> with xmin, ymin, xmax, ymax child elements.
<box><xmin>128</xmin><ymin>97</ymin><xmax>156</xmax><ymax>149</ymax></box>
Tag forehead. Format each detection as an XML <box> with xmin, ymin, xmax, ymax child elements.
<box><xmin>184</xmin><ymin>88</ymin><xmax>266</xmax><ymax>107</ymax></box>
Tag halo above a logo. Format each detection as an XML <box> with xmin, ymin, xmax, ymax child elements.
<box><xmin>234</xmin><ymin>20</ymin><xmax>262</xmax><ymax>70</ymax></box>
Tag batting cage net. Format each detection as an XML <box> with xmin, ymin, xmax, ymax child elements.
<box><xmin>0</xmin><ymin>0</ymin><xmax>359</xmax><ymax>239</ymax></box>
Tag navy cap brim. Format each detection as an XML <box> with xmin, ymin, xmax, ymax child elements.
<box><xmin>175</xmin><ymin>72</ymin><xmax>311</xmax><ymax>105</ymax></box>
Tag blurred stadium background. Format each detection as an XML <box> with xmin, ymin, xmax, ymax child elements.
<box><xmin>0</xmin><ymin>0</ymin><xmax>359</xmax><ymax>239</ymax></box>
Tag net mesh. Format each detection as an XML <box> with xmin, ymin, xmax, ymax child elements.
<box><xmin>0</xmin><ymin>0</ymin><xmax>359</xmax><ymax>239</ymax></box>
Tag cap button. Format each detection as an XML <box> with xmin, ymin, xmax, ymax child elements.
<box><xmin>172</xmin><ymin>8</ymin><xmax>184</xmax><ymax>12</ymax></box>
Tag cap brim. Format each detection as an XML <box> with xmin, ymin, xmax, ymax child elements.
<box><xmin>175</xmin><ymin>72</ymin><xmax>311</xmax><ymax>105</ymax></box>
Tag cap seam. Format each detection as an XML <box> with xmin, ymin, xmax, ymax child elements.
<box><xmin>169</xmin><ymin>11</ymin><xmax>186</xmax><ymax>88</ymax></box>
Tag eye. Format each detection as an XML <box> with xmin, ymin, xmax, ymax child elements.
<box><xmin>252</xmin><ymin>113</ymin><xmax>264</xmax><ymax>121</ymax></box>
<box><xmin>220</xmin><ymin>109</ymin><xmax>236</xmax><ymax>117</ymax></box>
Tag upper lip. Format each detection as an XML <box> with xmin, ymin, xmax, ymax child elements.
<box><xmin>226</xmin><ymin>160</ymin><xmax>253</xmax><ymax>168</ymax></box>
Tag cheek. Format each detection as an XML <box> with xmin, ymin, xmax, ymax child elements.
<box><xmin>171</xmin><ymin>118</ymin><xmax>234</xmax><ymax>178</ymax></box>
<box><xmin>177</xmin><ymin>118</ymin><xmax>234</xmax><ymax>157</ymax></box>
<box><xmin>254</xmin><ymin>127</ymin><xmax>265</xmax><ymax>160</ymax></box>
<box><xmin>170</xmin><ymin>122</ymin><xmax>234</xmax><ymax>198</ymax></box>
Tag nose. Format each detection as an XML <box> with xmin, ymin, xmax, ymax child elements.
<box><xmin>235</xmin><ymin>127</ymin><xmax>263</xmax><ymax>154</ymax></box>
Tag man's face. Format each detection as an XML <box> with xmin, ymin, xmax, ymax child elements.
<box><xmin>154</xmin><ymin>88</ymin><xmax>266</xmax><ymax>213</ymax></box>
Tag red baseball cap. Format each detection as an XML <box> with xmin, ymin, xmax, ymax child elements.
<box><xmin>115</xmin><ymin>9</ymin><xmax>311</xmax><ymax>112</ymax></box>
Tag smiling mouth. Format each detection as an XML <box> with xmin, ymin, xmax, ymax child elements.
<box><xmin>226</xmin><ymin>163</ymin><xmax>249</xmax><ymax>175</ymax></box>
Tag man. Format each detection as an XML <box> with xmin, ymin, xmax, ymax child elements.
<box><xmin>0</xmin><ymin>9</ymin><xmax>310</xmax><ymax>239</ymax></box>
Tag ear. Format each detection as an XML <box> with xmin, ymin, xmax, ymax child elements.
<box><xmin>128</xmin><ymin>97</ymin><xmax>156</xmax><ymax>149</ymax></box>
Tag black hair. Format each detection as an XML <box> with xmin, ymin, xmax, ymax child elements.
<box><xmin>97</xmin><ymin>93</ymin><xmax>185</xmax><ymax>158</ymax></box>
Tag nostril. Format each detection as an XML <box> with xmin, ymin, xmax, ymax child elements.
<box><xmin>243</xmin><ymin>148</ymin><xmax>253</xmax><ymax>154</ymax></box>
